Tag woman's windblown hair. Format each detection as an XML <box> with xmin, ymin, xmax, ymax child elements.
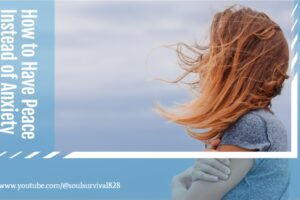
<box><xmin>157</xmin><ymin>5</ymin><xmax>289</xmax><ymax>141</ymax></box>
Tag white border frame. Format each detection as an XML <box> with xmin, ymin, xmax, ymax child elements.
<box><xmin>2</xmin><ymin>1</ymin><xmax>297</xmax><ymax>160</ymax></box>
<box><xmin>62</xmin><ymin>2</ymin><xmax>299</xmax><ymax>159</ymax></box>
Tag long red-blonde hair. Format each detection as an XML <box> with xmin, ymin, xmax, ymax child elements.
<box><xmin>157</xmin><ymin>5</ymin><xmax>289</xmax><ymax>141</ymax></box>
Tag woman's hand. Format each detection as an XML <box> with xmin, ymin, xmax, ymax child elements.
<box><xmin>192</xmin><ymin>159</ymin><xmax>231</xmax><ymax>182</ymax></box>
<box><xmin>205</xmin><ymin>138</ymin><xmax>221</xmax><ymax>151</ymax></box>
<box><xmin>172</xmin><ymin>159</ymin><xmax>231</xmax><ymax>200</ymax></box>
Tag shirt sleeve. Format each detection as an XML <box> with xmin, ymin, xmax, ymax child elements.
<box><xmin>219</xmin><ymin>112</ymin><xmax>271</xmax><ymax>151</ymax></box>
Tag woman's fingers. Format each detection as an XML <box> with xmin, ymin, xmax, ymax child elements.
<box><xmin>191</xmin><ymin>170</ymin><xmax>219</xmax><ymax>182</ymax></box>
<box><xmin>202</xmin><ymin>159</ymin><xmax>231</xmax><ymax>175</ymax></box>
<box><xmin>210</xmin><ymin>138</ymin><xmax>221</xmax><ymax>148</ymax></box>
<box><xmin>193</xmin><ymin>159</ymin><xmax>231</xmax><ymax>181</ymax></box>
<box><xmin>217</xmin><ymin>158</ymin><xmax>231</xmax><ymax>166</ymax></box>
<box><xmin>196</xmin><ymin>162</ymin><xmax>229</xmax><ymax>180</ymax></box>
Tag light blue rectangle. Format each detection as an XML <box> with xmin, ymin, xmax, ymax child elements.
<box><xmin>0</xmin><ymin>0</ymin><xmax>54</xmax><ymax>151</ymax></box>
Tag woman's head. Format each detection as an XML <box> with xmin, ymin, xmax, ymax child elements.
<box><xmin>158</xmin><ymin>5</ymin><xmax>289</xmax><ymax>141</ymax></box>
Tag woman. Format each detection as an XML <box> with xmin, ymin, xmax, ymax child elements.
<box><xmin>158</xmin><ymin>5</ymin><xmax>290</xmax><ymax>200</ymax></box>
<box><xmin>158</xmin><ymin>5</ymin><xmax>289</xmax><ymax>152</ymax></box>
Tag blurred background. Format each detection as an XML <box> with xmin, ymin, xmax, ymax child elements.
<box><xmin>55</xmin><ymin>1</ymin><xmax>293</xmax><ymax>152</ymax></box>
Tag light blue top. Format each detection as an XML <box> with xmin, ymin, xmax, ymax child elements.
<box><xmin>222</xmin><ymin>159</ymin><xmax>289</xmax><ymax>200</ymax></box>
<box><xmin>220</xmin><ymin>109</ymin><xmax>289</xmax><ymax>200</ymax></box>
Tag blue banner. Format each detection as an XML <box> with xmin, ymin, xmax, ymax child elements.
<box><xmin>0</xmin><ymin>0</ymin><xmax>54</xmax><ymax>151</ymax></box>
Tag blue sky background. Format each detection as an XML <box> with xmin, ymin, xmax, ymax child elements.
<box><xmin>55</xmin><ymin>1</ymin><xmax>293</xmax><ymax>151</ymax></box>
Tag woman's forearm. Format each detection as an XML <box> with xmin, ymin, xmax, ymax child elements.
<box><xmin>172</xmin><ymin>167</ymin><xmax>193</xmax><ymax>200</ymax></box>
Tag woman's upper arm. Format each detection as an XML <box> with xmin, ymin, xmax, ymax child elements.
<box><xmin>184</xmin><ymin>159</ymin><xmax>254</xmax><ymax>200</ymax></box>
